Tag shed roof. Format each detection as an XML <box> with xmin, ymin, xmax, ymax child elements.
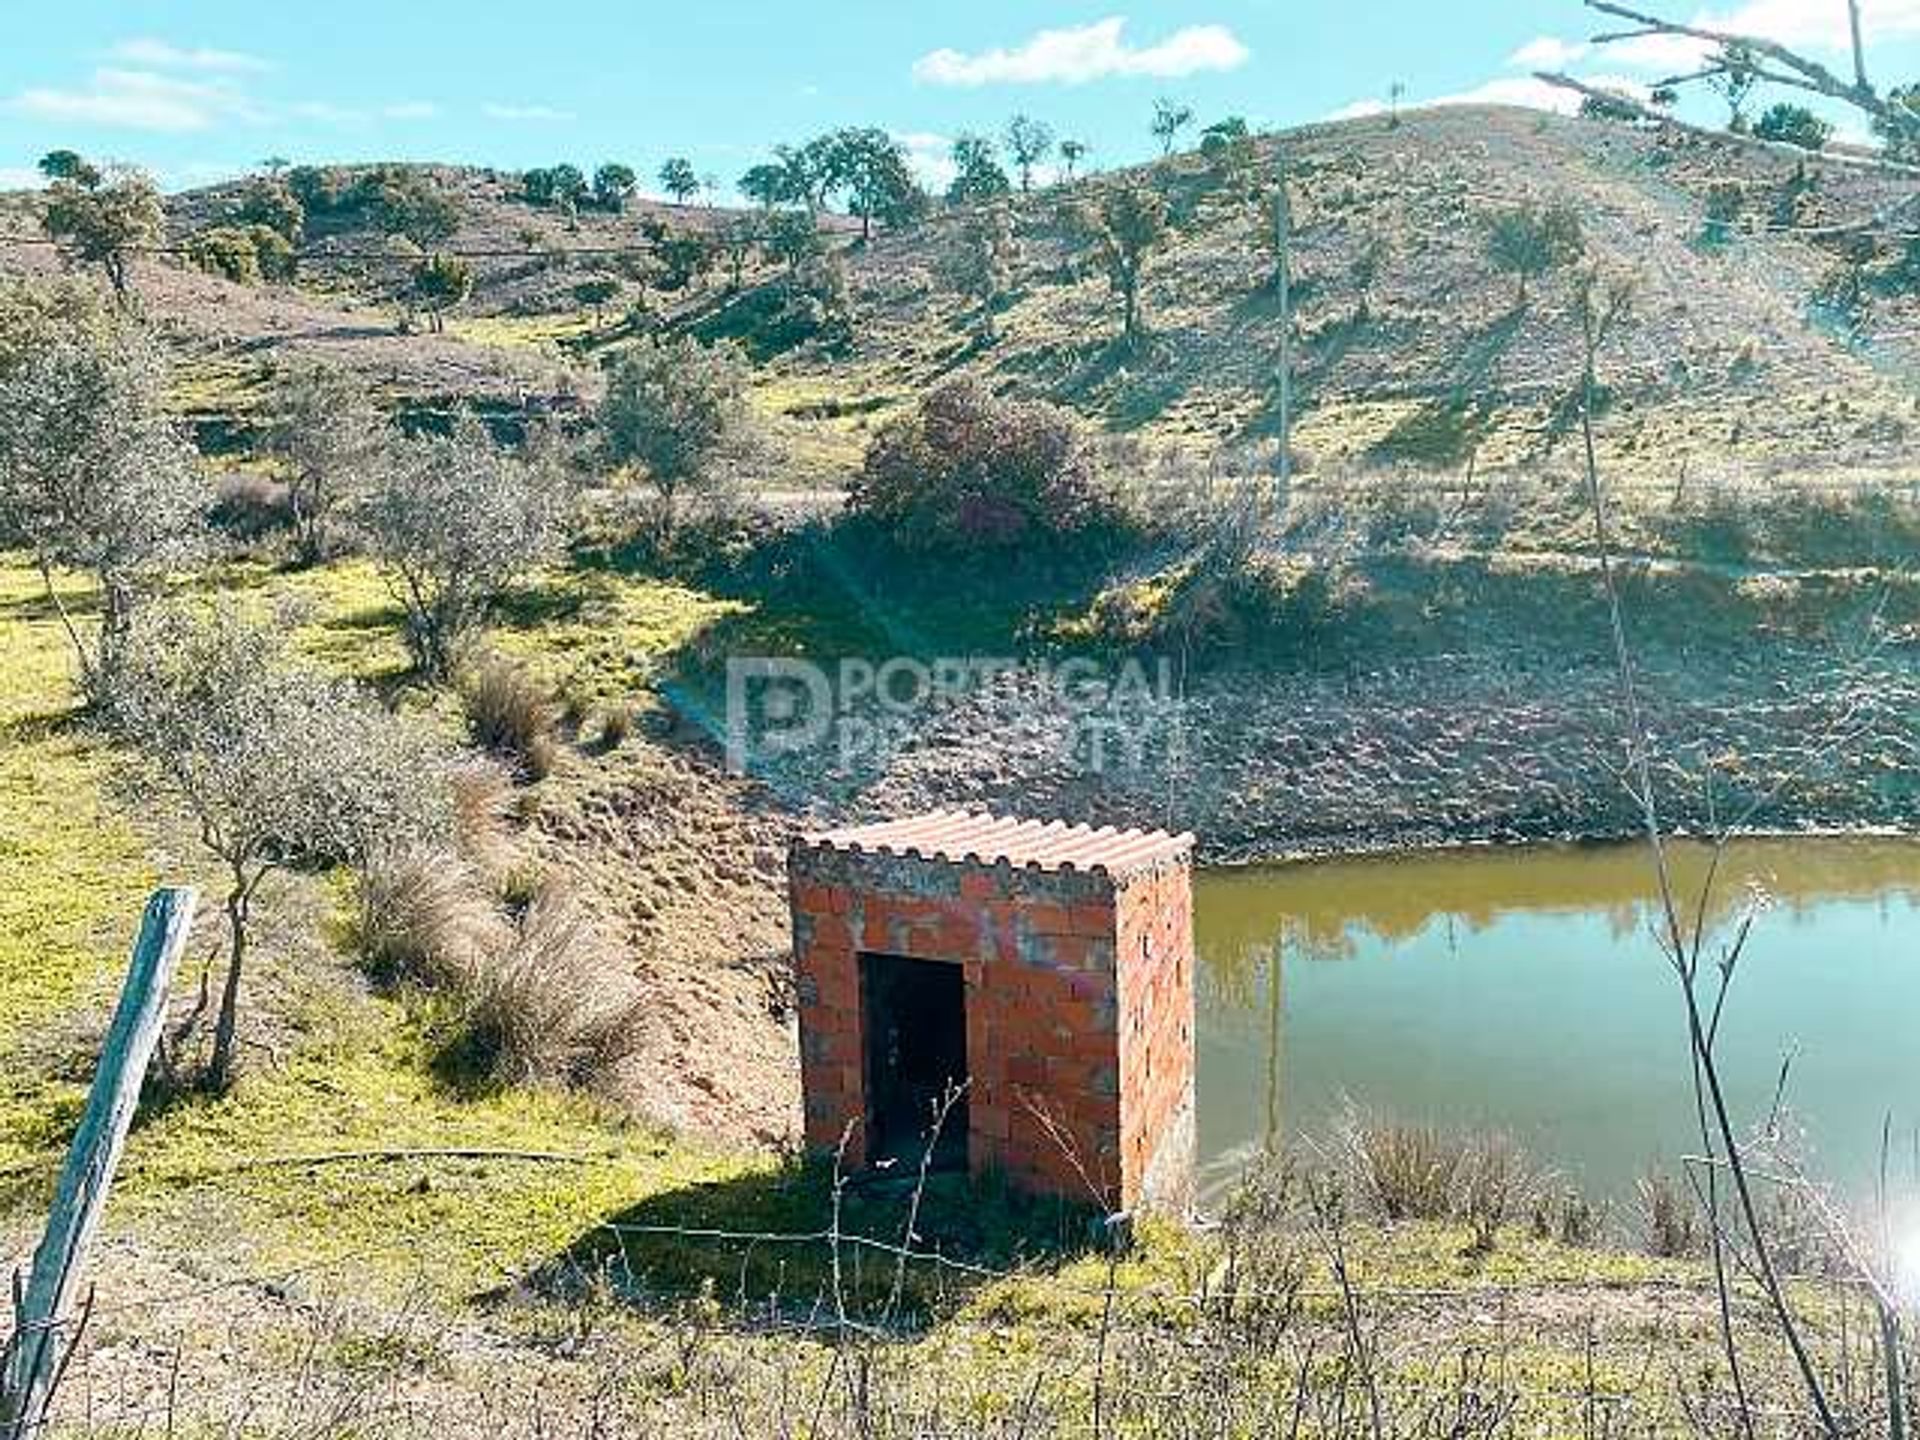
<box><xmin>800</xmin><ymin>810</ymin><xmax>1193</xmax><ymax>879</ymax></box>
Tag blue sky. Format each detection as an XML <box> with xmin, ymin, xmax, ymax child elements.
<box><xmin>4</xmin><ymin>2</ymin><xmax>1919</xmax><ymax>195</ymax></box>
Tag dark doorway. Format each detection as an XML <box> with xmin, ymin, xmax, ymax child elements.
<box><xmin>861</xmin><ymin>952</ymin><xmax>969</xmax><ymax>1169</ymax></box>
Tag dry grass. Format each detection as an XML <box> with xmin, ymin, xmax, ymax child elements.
<box><xmin>459</xmin><ymin>655</ymin><xmax>559</xmax><ymax>782</ymax></box>
<box><xmin>451</xmin><ymin>879</ymin><xmax>641</xmax><ymax>1089</ymax></box>
<box><xmin>1333</xmin><ymin>1110</ymin><xmax>1549</xmax><ymax>1249</ymax></box>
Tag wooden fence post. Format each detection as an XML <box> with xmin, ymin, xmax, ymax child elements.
<box><xmin>0</xmin><ymin>886</ymin><xmax>196</xmax><ymax>1438</ymax></box>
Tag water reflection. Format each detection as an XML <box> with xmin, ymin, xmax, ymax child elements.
<box><xmin>1195</xmin><ymin>839</ymin><xmax>1920</xmax><ymax>1202</ymax></box>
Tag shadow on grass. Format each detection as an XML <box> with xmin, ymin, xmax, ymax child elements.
<box><xmin>527</xmin><ymin>1151</ymin><xmax>1101</xmax><ymax>1326</ymax></box>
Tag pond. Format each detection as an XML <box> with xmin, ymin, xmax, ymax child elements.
<box><xmin>1194</xmin><ymin>838</ymin><xmax>1920</xmax><ymax>1207</ymax></box>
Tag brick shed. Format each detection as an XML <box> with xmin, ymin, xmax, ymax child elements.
<box><xmin>788</xmin><ymin>811</ymin><xmax>1196</xmax><ymax>1214</ymax></box>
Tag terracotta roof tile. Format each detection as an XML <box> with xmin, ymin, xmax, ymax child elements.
<box><xmin>801</xmin><ymin>809</ymin><xmax>1193</xmax><ymax>879</ymax></box>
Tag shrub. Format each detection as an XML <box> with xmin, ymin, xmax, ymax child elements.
<box><xmin>1753</xmin><ymin>103</ymin><xmax>1833</xmax><ymax>151</ymax></box>
<box><xmin>1336</xmin><ymin>1114</ymin><xmax>1463</xmax><ymax>1222</ymax></box>
<box><xmin>208</xmin><ymin>469</ymin><xmax>291</xmax><ymax>543</ymax></box>
<box><xmin>849</xmin><ymin>380</ymin><xmax>1105</xmax><ymax>551</ymax></box>
<box><xmin>1637</xmin><ymin>1169</ymin><xmax>1700</xmax><ymax>1257</ymax></box>
<box><xmin>459</xmin><ymin>654</ymin><xmax>559</xmax><ymax>781</ymax></box>
<box><xmin>359</xmin><ymin>416</ymin><xmax>568</xmax><ymax>679</ymax></box>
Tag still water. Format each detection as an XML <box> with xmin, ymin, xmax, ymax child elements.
<box><xmin>1194</xmin><ymin>839</ymin><xmax>1920</xmax><ymax>1203</ymax></box>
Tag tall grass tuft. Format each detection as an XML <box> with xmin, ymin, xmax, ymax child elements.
<box><xmin>448</xmin><ymin>880</ymin><xmax>641</xmax><ymax>1089</ymax></box>
<box><xmin>459</xmin><ymin>655</ymin><xmax>559</xmax><ymax>781</ymax></box>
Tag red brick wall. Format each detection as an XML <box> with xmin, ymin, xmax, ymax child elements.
<box><xmin>790</xmin><ymin>844</ymin><xmax>1193</xmax><ymax>1213</ymax></box>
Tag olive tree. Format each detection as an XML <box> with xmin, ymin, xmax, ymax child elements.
<box><xmin>0</xmin><ymin>283</ymin><xmax>203</xmax><ymax>692</ymax></box>
<box><xmin>660</xmin><ymin>157</ymin><xmax>700</xmax><ymax>206</ymax></box>
<box><xmin>942</xmin><ymin>203</ymin><xmax>1018</xmax><ymax>340</ymax></box>
<box><xmin>101</xmin><ymin>601</ymin><xmax>451</xmax><ymax>1090</ymax></box>
<box><xmin>411</xmin><ymin>252</ymin><xmax>472</xmax><ymax>332</ymax></box>
<box><xmin>599</xmin><ymin>335</ymin><xmax>756</xmax><ymax>538</ymax></box>
<box><xmin>41</xmin><ymin>158</ymin><xmax>164</xmax><ymax>299</ymax></box>
<box><xmin>264</xmin><ymin>362</ymin><xmax>388</xmax><ymax>565</ymax></box>
<box><xmin>1004</xmin><ymin>114</ymin><xmax>1055</xmax><ymax>194</ymax></box>
<box><xmin>360</xmin><ymin>417</ymin><xmax>567</xmax><ymax>678</ymax></box>
<box><xmin>1067</xmin><ymin>184</ymin><xmax>1170</xmax><ymax>348</ymax></box>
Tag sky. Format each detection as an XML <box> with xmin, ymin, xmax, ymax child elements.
<box><xmin>5</xmin><ymin>1</ymin><xmax>1920</xmax><ymax>196</ymax></box>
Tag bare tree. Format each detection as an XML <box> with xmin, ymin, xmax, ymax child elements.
<box><xmin>1571</xmin><ymin>261</ymin><xmax>1911</xmax><ymax>1439</ymax></box>
<box><xmin>0</xmin><ymin>284</ymin><xmax>203</xmax><ymax>693</ymax></box>
<box><xmin>359</xmin><ymin>417</ymin><xmax>567</xmax><ymax>679</ymax></box>
<box><xmin>264</xmin><ymin>362</ymin><xmax>389</xmax><ymax>566</ymax></box>
<box><xmin>100</xmin><ymin>601</ymin><xmax>451</xmax><ymax>1090</ymax></box>
<box><xmin>1542</xmin><ymin>1</ymin><xmax>1918</xmax><ymax>157</ymax></box>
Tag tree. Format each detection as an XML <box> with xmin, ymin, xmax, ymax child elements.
<box><xmin>38</xmin><ymin>150</ymin><xmax>96</xmax><ymax>185</ymax></box>
<box><xmin>1068</xmin><ymin>184</ymin><xmax>1170</xmax><ymax>347</ymax></box>
<box><xmin>765</xmin><ymin>208</ymin><xmax>822</xmax><ymax>273</ymax></box>
<box><xmin>739</xmin><ymin>162</ymin><xmax>795</xmax><ymax>210</ymax></box>
<box><xmin>265</xmin><ymin>362</ymin><xmax>388</xmax><ymax>565</ymax></box>
<box><xmin>187</xmin><ymin>225</ymin><xmax>295</xmax><ymax>284</ymax></box>
<box><xmin>1059</xmin><ymin>139</ymin><xmax>1089</xmax><ymax>182</ymax></box>
<box><xmin>0</xmin><ymin>285</ymin><xmax>203</xmax><ymax>690</ymax></box>
<box><xmin>598</xmin><ymin>335</ymin><xmax>755</xmax><ymax>536</ymax></box>
<box><xmin>523</xmin><ymin>167</ymin><xmax>559</xmax><ymax>205</ymax></box>
<box><xmin>572</xmin><ymin>276</ymin><xmax>621</xmax><ymax>327</ymax></box>
<box><xmin>411</xmin><ymin>252</ymin><xmax>473</xmax><ymax>332</ymax></box>
<box><xmin>849</xmin><ymin>381</ymin><xmax>1103</xmax><ymax>551</ymax></box>
<box><xmin>718</xmin><ymin>215</ymin><xmax>759</xmax><ymax>289</ymax></box>
<box><xmin>1708</xmin><ymin>43</ymin><xmax>1762</xmax><ymax>131</ymax></box>
<box><xmin>1580</xmin><ymin>89</ymin><xmax>1642</xmax><ymax>122</ymax></box>
<box><xmin>942</xmin><ymin>204</ymin><xmax>1017</xmax><ymax>340</ymax></box>
<box><xmin>360</xmin><ymin>416</ymin><xmax>567</xmax><ymax>678</ymax></box>
<box><xmin>546</xmin><ymin>163</ymin><xmax>589</xmax><ymax>213</ymax></box>
<box><xmin>232</xmin><ymin>176</ymin><xmax>304</xmax><ymax>245</ymax></box>
<box><xmin>1004</xmin><ymin>114</ymin><xmax>1055</xmax><ymax>194</ymax></box>
<box><xmin>947</xmin><ymin>134</ymin><xmax>1012</xmax><ymax>205</ymax></box>
<box><xmin>826</xmin><ymin>128</ymin><xmax>925</xmax><ymax>240</ymax></box>
<box><xmin>660</xmin><ymin>157</ymin><xmax>700</xmax><ymax>206</ymax></box>
<box><xmin>771</xmin><ymin>144</ymin><xmax>827</xmax><ymax>214</ymax></box>
<box><xmin>41</xmin><ymin>160</ymin><xmax>164</xmax><ymax>299</ymax></box>
<box><xmin>1753</xmin><ymin>102</ymin><xmax>1833</xmax><ymax>150</ymax></box>
<box><xmin>359</xmin><ymin>166</ymin><xmax>462</xmax><ymax>247</ymax></box>
<box><xmin>100</xmin><ymin>601</ymin><xmax>450</xmax><ymax>1091</ymax></box>
<box><xmin>1199</xmin><ymin>117</ymin><xmax>1257</xmax><ymax>199</ymax></box>
<box><xmin>1484</xmin><ymin>201</ymin><xmax>1585</xmax><ymax>305</ymax></box>
<box><xmin>1152</xmin><ymin>99</ymin><xmax>1195</xmax><ymax>155</ymax></box>
<box><xmin>593</xmin><ymin>162</ymin><xmax>638</xmax><ymax>212</ymax></box>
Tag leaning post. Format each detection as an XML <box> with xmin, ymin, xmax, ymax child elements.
<box><xmin>0</xmin><ymin>887</ymin><xmax>196</xmax><ymax>1437</ymax></box>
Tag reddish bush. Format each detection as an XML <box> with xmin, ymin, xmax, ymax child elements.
<box><xmin>849</xmin><ymin>380</ymin><xmax>1104</xmax><ymax>550</ymax></box>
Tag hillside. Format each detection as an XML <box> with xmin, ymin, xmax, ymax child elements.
<box><xmin>9</xmin><ymin>104</ymin><xmax>1920</xmax><ymax>490</ymax></box>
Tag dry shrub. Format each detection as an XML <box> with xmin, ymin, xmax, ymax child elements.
<box><xmin>1336</xmin><ymin>1111</ymin><xmax>1543</xmax><ymax>1246</ymax></box>
<box><xmin>1456</xmin><ymin>1132</ymin><xmax>1546</xmax><ymax>1253</ymax></box>
<box><xmin>1337</xmin><ymin>1114</ymin><xmax>1463</xmax><ymax>1223</ymax></box>
<box><xmin>453</xmin><ymin>880</ymin><xmax>641</xmax><ymax>1087</ymax></box>
<box><xmin>597</xmin><ymin>702</ymin><xmax>633</xmax><ymax>749</ymax></box>
<box><xmin>1638</xmin><ymin>1169</ymin><xmax>1700</xmax><ymax>1257</ymax></box>
<box><xmin>459</xmin><ymin>655</ymin><xmax>559</xmax><ymax>781</ymax></box>
<box><xmin>208</xmin><ymin>469</ymin><xmax>291</xmax><ymax>543</ymax></box>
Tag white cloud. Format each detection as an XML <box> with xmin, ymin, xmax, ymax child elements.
<box><xmin>1332</xmin><ymin>73</ymin><xmax>1649</xmax><ymax>124</ymax></box>
<box><xmin>382</xmin><ymin>100</ymin><xmax>439</xmax><ymax>120</ymax></box>
<box><xmin>483</xmin><ymin>102</ymin><xmax>575</xmax><ymax>122</ymax></box>
<box><xmin>108</xmin><ymin>37</ymin><xmax>270</xmax><ymax>73</ymax></box>
<box><xmin>5</xmin><ymin>67</ymin><xmax>258</xmax><ymax>131</ymax></box>
<box><xmin>1510</xmin><ymin>36</ymin><xmax>1591</xmax><ymax>69</ymax></box>
<box><xmin>913</xmin><ymin>16</ymin><xmax>1249</xmax><ymax>87</ymax></box>
<box><xmin>1326</xmin><ymin>98</ymin><xmax>1387</xmax><ymax>121</ymax></box>
<box><xmin>898</xmin><ymin>131</ymin><xmax>956</xmax><ymax>190</ymax></box>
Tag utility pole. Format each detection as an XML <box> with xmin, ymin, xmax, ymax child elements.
<box><xmin>1847</xmin><ymin>0</ymin><xmax>1869</xmax><ymax>94</ymax></box>
<box><xmin>1273</xmin><ymin>161</ymin><xmax>1293</xmax><ymax>524</ymax></box>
